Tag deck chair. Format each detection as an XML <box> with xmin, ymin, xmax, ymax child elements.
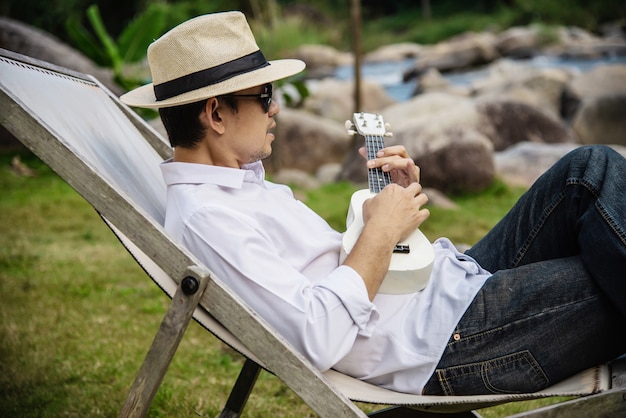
<box><xmin>1</xmin><ymin>48</ymin><xmax>625</xmax><ymax>418</ymax></box>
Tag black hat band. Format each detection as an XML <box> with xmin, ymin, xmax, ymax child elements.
<box><xmin>153</xmin><ymin>50</ymin><xmax>269</xmax><ymax>101</ymax></box>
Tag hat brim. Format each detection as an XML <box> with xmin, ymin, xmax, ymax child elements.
<box><xmin>120</xmin><ymin>58</ymin><xmax>305</xmax><ymax>109</ymax></box>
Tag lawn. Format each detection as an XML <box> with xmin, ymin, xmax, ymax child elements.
<box><xmin>0</xmin><ymin>149</ymin><xmax>569</xmax><ymax>417</ymax></box>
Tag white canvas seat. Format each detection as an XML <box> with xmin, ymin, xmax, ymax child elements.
<box><xmin>1</xmin><ymin>48</ymin><xmax>624</xmax><ymax>418</ymax></box>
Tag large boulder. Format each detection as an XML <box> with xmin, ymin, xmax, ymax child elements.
<box><xmin>476</xmin><ymin>99</ymin><xmax>575</xmax><ymax>151</ymax></box>
<box><xmin>412</xmin><ymin>31</ymin><xmax>500</xmax><ymax>74</ymax></box>
<box><xmin>364</xmin><ymin>42</ymin><xmax>423</xmax><ymax>63</ymax></box>
<box><xmin>291</xmin><ymin>44</ymin><xmax>352</xmax><ymax>78</ymax></box>
<box><xmin>414</xmin><ymin>127</ymin><xmax>495</xmax><ymax>194</ymax></box>
<box><xmin>494</xmin><ymin>142</ymin><xmax>578</xmax><ymax>187</ymax></box>
<box><xmin>471</xmin><ymin>59</ymin><xmax>574</xmax><ymax>118</ymax></box>
<box><xmin>383</xmin><ymin>93</ymin><xmax>573</xmax><ymax>153</ymax></box>
<box><xmin>561</xmin><ymin>64</ymin><xmax>626</xmax><ymax>120</ymax></box>
<box><xmin>495</xmin><ymin>142</ymin><xmax>626</xmax><ymax>188</ymax></box>
<box><xmin>303</xmin><ymin>78</ymin><xmax>396</xmax><ymax>123</ymax></box>
<box><xmin>546</xmin><ymin>26</ymin><xmax>626</xmax><ymax>59</ymax></box>
<box><xmin>495</xmin><ymin>26</ymin><xmax>541</xmax><ymax>58</ymax></box>
<box><xmin>269</xmin><ymin>108</ymin><xmax>351</xmax><ymax>174</ymax></box>
<box><xmin>414</xmin><ymin>67</ymin><xmax>471</xmax><ymax>97</ymax></box>
<box><xmin>0</xmin><ymin>17</ymin><xmax>122</xmax><ymax>95</ymax></box>
<box><xmin>573</xmin><ymin>95</ymin><xmax>626</xmax><ymax>147</ymax></box>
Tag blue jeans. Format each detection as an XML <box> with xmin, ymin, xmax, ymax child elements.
<box><xmin>423</xmin><ymin>145</ymin><xmax>626</xmax><ymax>396</ymax></box>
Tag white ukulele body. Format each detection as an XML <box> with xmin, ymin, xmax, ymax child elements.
<box><xmin>340</xmin><ymin>113</ymin><xmax>434</xmax><ymax>294</ymax></box>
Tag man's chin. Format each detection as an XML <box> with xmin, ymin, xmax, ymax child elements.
<box><xmin>249</xmin><ymin>149</ymin><xmax>272</xmax><ymax>163</ymax></box>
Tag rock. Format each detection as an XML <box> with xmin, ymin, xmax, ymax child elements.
<box><xmin>495</xmin><ymin>141</ymin><xmax>626</xmax><ymax>188</ymax></box>
<box><xmin>303</xmin><ymin>78</ymin><xmax>396</xmax><ymax>123</ymax></box>
<box><xmin>315</xmin><ymin>163</ymin><xmax>342</xmax><ymax>184</ymax></box>
<box><xmin>551</xmin><ymin>26</ymin><xmax>626</xmax><ymax>59</ymax></box>
<box><xmin>562</xmin><ymin>64</ymin><xmax>626</xmax><ymax>120</ymax></box>
<box><xmin>573</xmin><ymin>95</ymin><xmax>626</xmax><ymax>147</ymax></box>
<box><xmin>414</xmin><ymin>68</ymin><xmax>471</xmax><ymax>96</ymax></box>
<box><xmin>423</xmin><ymin>187</ymin><xmax>458</xmax><ymax>210</ymax></box>
<box><xmin>383</xmin><ymin>92</ymin><xmax>478</xmax><ymax>134</ymax></box>
<box><xmin>516</xmin><ymin>69</ymin><xmax>572</xmax><ymax>117</ymax></box>
<box><xmin>364</xmin><ymin>42</ymin><xmax>423</xmax><ymax>63</ymax></box>
<box><xmin>0</xmin><ymin>17</ymin><xmax>122</xmax><ymax>95</ymax></box>
<box><xmin>495</xmin><ymin>26</ymin><xmax>541</xmax><ymax>58</ymax></box>
<box><xmin>270</xmin><ymin>108</ymin><xmax>351</xmax><ymax>174</ymax></box>
<box><xmin>476</xmin><ymin>99</ymin><xmax>575</xmax><ymax>151</ymax></box>
<box><xmin>494</xmin><ymin>142</ymin><xmax>578</xmax><ymax>187</ymax></box>
<box><xmin>415</xmin><ymin>128</ymin><xmax>495</xmax><ymax>193</ymax></box>
<box><xmin>471</xmin><ymin>59</ymin><xmax>573</xmax><ymax>118</ymax></box>
<box><xmin>10</xmin><ymin>155</ymin><xmax>36</xmax><ymax>177</ymax></box>
<box><xmin>292</xmin><ymin>44</ymin><xmax>352</xmax><ymax>78</ymax></box>
<box><xmin>272</xmin><ymin>169</ymin><xmax>320</xmax><ymax>189</ymax></box>
<box><xmin>413</xmin><ymin>31</ymin><xmax>500</xmax><ymax>74</ymax></box>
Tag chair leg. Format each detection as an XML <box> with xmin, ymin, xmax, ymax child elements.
<box><xmin>119</xmin><ymin>267</ymin><xmax>210</xmax><ymax>418</ymax></box>
<box><xmin>218</xmin><ymin>358</ymin><xmax>262</xmax><ymax>418</ymax></box>
<box><xmin>611</xmin><ymin>355</ymin><xmax>626</xmax><ymax>388</ymax></box>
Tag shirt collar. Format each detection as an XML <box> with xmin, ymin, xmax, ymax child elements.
<box><xmin>160</xmin><ymin>159</ymin><xmax>266</xmax><ymax>189</ymax></box>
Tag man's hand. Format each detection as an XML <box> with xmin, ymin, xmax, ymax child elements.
<box><xmin>363</xmin><ymin>182</ymin><xmax>430</xmax><ymax>244</ymax></box>
<box><xmin>359</xmin><ymin>145</ymin><xmax>420</xmax><ymax>187</ymax></box>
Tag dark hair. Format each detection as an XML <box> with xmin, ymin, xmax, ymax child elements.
<box><xmin>158</xmin><ymin>96</ymin><xmax>239</xmax><ymax>148</ymax></box>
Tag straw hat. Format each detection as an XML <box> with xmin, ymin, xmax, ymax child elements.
<box><xmin>120</xmin><ymin>11</ymin><xmax>305</xmax><ymax>108</ymax></box>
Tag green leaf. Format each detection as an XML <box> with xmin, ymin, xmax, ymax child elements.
<box><xmin>64</xmin><ymin>15</ymin><xmax>110</xmax><ymax>66</ymax></box>
<box><xmin>86</xmin><ymin>4</ymin><xmax>122</xmax><ymax>73</ymax></box>
<box><xmin>117</xmin><ymin>3</ymin><xmax>170</xmax><ymax>63</ymax></box>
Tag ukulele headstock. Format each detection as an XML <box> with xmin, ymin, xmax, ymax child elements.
<box><xmin>345</xmin><ymin>112</ymin><xmax>392</xmax><ymax>137</ymax></box>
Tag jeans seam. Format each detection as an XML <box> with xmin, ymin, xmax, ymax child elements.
<box><xmin>575</xmin><ymin>175</ymin><xmax>626</xmax><ymax>245</ymax></box>
<box><xmin>596</xmin><ymin>200</ymin><xmax>626</xmax><ymax>246</ymax></box>
<box><xmin>482</xmin><ymin>351</ymin><xmax>546</xmax><ymax>394</ymax></box>
<box><xmin>512</xmin><ymin>190</ymin><xmax>566</xmax><ymax>267</ymax></box>
<box><xmin>435</xmin><ymin>351</ymin><xmax>547</xmax><ymax>395</ymax></box>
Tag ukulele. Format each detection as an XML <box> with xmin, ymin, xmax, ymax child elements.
<box><xmin>340</xmin><ymin>112</ymin><xmax>434</xmax><ymax>294</ymax></box>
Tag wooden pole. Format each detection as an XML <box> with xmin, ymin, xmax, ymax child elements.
<box><xmin>350</xmin><ymin>0</ymin><xmax>362</xmax><ymax>114</ymax></box>
<box><xmin>422</xmin><ymin>0</ymin><xmax>432</xmax><ymax>20</ymax></box>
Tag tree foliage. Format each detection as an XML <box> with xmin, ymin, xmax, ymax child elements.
<box><xmin>2</xmin><ymin>0</ymin><xmax>624</xmax><ymax>46</ymax></box>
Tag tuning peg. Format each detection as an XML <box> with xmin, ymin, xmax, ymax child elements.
<box><xmin>385</xmin><ymin>123</ymin><xmax>391</xmax><ymax>130</ymax></box>
<box><xmin>345</xmin><ymin>120</ymin><xmax>357</xmax><ymax>135</ymax></box>
<box><xmin>384</xmin><ymin>132</ymin><xmax>393</xmax><ymax>137</ymax></box>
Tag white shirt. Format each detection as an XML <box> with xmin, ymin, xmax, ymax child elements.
<box><xmin>161</xmin><ymin>159</ymin><xmax>491</xmax><ymax>394</ymax></box>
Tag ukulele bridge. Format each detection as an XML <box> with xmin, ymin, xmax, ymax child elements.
<box><xmin>393</xmin><ymin>244</ymin><xmax>410</xmax><ymax>254</ymax></box>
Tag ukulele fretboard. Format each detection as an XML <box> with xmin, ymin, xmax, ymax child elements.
<box><xmin>365</xmin><ymin>134</ymin><xmax>391</xmax><ymax>193</ymax></box>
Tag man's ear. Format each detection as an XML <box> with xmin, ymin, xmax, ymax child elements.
<box><xmin>203</xmin><ymin>97</ymin><xmax>226</xmax><ymax>134</ymax></box>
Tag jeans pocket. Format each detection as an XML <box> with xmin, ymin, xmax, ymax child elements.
<box><xmin>434</xmin><ymin>350</ymin><xmax>549</xmax><ymax>396</ymax></box>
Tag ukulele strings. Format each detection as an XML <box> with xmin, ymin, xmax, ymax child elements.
<box><xmin>366</xmin><ymin>134</ymin><xmax>392</xmax><ymax>193</ymax></box>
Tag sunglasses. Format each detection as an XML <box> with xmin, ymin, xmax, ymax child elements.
<box><xmin>220</xmin><ymin>83</ymin><xmax>273</xmax><ymax>113</ymax></box>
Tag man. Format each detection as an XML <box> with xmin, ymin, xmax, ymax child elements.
<box><xmin>121</xmin><ymin>11</ymin><xmax>626</xmax><ymax>396</ymax></box>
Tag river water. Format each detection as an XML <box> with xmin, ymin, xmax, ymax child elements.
<box><xmin>334</xmin><ymin>55</ymin><xmax>626</xmax><ymax>102</ymax></box>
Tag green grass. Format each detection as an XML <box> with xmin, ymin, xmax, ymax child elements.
<box><xmin>359</xmin><ymin>8</ymin><xmax>521</xmax><ymax>51</ymax></box>
<box><xmin>0</xmin><ymin>150</ymin><xmax>569</xmax><ymax>417</ymax></box>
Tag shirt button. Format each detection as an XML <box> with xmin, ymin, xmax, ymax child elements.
<box><xmin>453</xmin><ymin>333</ymin><xmax>461</xmax><ymax>341</ymax></box>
